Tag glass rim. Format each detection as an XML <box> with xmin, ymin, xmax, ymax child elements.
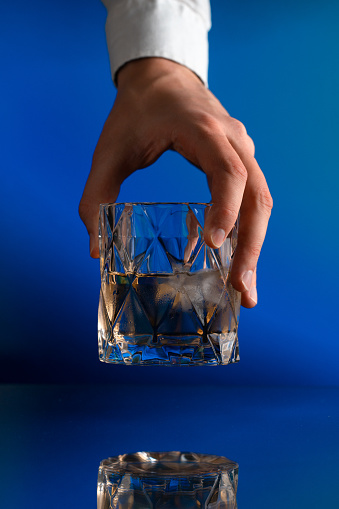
<box><xmin>98</xmin><ymin>451</ymin><xmax>238</xmax><ymax>476</ymax></box>
<box><xmin>100</xmin><ymin>201</ymin><xmax>213</xmax><ymax>207</ymax></box>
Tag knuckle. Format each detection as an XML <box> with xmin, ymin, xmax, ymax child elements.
<box><xmin>226</xmin><ymin>160</ymin><xmax>248</xmax><ymax>183</ymax></box>
<box><xmin>246</xmin><ymin>135</ymin><xmax>255</xmax><ymax>156</ymax></box>
<box><xmin>230</xmin><ymin>118</ymin><xmax>247</xmax><ymax>138</ymax></box>
<box><xmin>255</xmin><ymin>186</ymin><xmax>274</xmax><ymax>213</ymax></box>
<box><xmin>196</xmin><ymin>113</ymin><xmax>224</xmax><ymax>137</ymax></box>
<box><xmin>216</xmin><ymin>205</ymin><xmax>239</xmax><ymax>224</ymax></box>
<box><xmin>246</xmin><ymin>243</ymin><xmax>262</xmax><ymax>260</ymax></box>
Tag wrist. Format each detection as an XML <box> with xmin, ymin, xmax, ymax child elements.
<box><xmin>116</xmin><ymin>57</ymin><xmax>202</xmax><ymax>90</ymax></box>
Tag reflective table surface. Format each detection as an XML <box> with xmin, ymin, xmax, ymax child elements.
<box><xmin>1</xmin><ymin>384</ymin><xmax>338</xmax><ymax>508</ymax></box>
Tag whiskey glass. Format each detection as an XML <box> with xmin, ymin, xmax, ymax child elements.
<box><xmin>98</xmin><ymin>203</ymin><xmax>240</xmax><ymax>366</ymax></box>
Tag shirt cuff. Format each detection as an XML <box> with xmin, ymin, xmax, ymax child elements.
<box><xmin>103</xmin><ymin>0</ymin><xmax>211</xmax><ymax>87</ymax></box>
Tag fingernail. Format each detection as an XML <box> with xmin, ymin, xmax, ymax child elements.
<box><xmin>210</xmin><ymin>228</ymin><xmax>226</xmax><ymax>248</ymax></box>
<box><xmin>249</xmin><ymin>286</ymin><xmax>257</xmax><ymax>304</ymax></box>
<box><xmin>241</xmin><ymin>270</ymin><xmax>253</xmax><ymax>291</ymax></box>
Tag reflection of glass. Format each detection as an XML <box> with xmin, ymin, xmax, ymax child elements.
<box><xmin>98</xmin><ymin>203</ymin><xmax>240</xmax><ymax>366</ymax></box>
<box><xmin>97</xmin><ymin>451</ymin><xmax>238</xmax><ymax>508</ymax></box>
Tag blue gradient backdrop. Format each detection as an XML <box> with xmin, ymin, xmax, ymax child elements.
<box><xmin>1</xmin><ymin>0</ymin><xmax>338</xmax><ymax>385</ymax></box>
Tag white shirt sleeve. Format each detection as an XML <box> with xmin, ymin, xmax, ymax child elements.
<box><xmin>102</xmin><ymin>0</ymin><xmax>211</xmax><ymax>87</ymax></box>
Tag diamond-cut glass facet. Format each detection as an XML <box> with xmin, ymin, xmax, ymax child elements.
<box><xmin>98</xmin><ymin>203</ymin><xmax>240</xmax><ymax>366</ymax></box>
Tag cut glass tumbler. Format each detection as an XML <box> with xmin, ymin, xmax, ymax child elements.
<box><xmin>98</xmin><ymin>203</ymin><xmax>240</xmax><ymax>366</ymax></box>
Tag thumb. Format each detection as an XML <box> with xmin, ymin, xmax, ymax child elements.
<box><xmin>79</xmin><ymin>110</ymin><xmax>137</xmax><ymax>258</ymax></box>
<box><xmin>79</xmin><ymin>182</ymin><xmax>120</xmax><ymax>259</ymax></box>
<box><xmin>79</xmin><ymin>143</ymin><xmax>126</xmax><ymax>258</ymax></box>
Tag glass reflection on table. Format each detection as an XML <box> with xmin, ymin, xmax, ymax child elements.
<box><xmin>97</xmin><ymin>451</ymin><xmax>238</xmax><ymax>508</ymax></box>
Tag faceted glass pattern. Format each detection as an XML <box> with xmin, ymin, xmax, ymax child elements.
<box><xmin>98</xmin><ymin>203</ymin><xmax>240</xmax><ymax>366</ymax></box>
<box><xmin>97</xmin><ymin>451</ymin><xmax>238</xmax><ymax>509</ymax></box>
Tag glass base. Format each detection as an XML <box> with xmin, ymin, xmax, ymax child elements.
<box><xmin>98</xmin><ymin>331</ymin><xmax>240</xmax><ymax>366</ymax></box>
<box><xmin>98</xmin><ymin>451</ymin><xmax>238</xmax><ymax>508</ymax></box>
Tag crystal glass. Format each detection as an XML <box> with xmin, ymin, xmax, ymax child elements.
<box><xmin>98</xmin><ymin>203</ymin><xmax>240</xmax><ymax>366</ymax></box>
<box><xmin>97</xmin><ymin>451</ymin><xmax>238</xmax><ymax>509</ymax></box>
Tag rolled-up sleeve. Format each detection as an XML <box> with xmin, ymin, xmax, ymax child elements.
<box><xmin>102</xmin><ymin>0</ymin><xmax>211</xmax><ymax>87</ymax></box>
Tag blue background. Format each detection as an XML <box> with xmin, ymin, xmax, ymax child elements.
<box><xmin>1</xmin><ymin>2</ymin><xmax>339</xmax><ymax>508</ymax></box>
<box><xmin>1</xmin><ymin>0</ymin><xmax>338</xmax><ymax>386</ymax></box>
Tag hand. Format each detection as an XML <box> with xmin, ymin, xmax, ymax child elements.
<box><xmin>79</xmin><ymin>58</ymin><xmax>273</xmax><ymax>308</ymax></box>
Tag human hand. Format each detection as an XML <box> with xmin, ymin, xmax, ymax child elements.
<box><xmin>79</xmin><ymin>58</ymin><xmax>273</xmax><ymax>308</ymax></box>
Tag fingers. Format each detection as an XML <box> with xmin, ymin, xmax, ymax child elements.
<box><xmin>230</xmin><ymin>151</ymin><xmax>273</xmax><ymax>303</ymax></box>
<box><xmin>78</xmin><ymin>170</ymin><xmax>121</xmax><ymax>259</ymax></box>
<box><xmin>194</xmin><ymin>131</ymin><xmax>248</xmax><ymax>248</ymax></box>
<box><xmin>191</xmin><ymin>117</ymin><xmax>272</xmax><ymax>309</ymax></box>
